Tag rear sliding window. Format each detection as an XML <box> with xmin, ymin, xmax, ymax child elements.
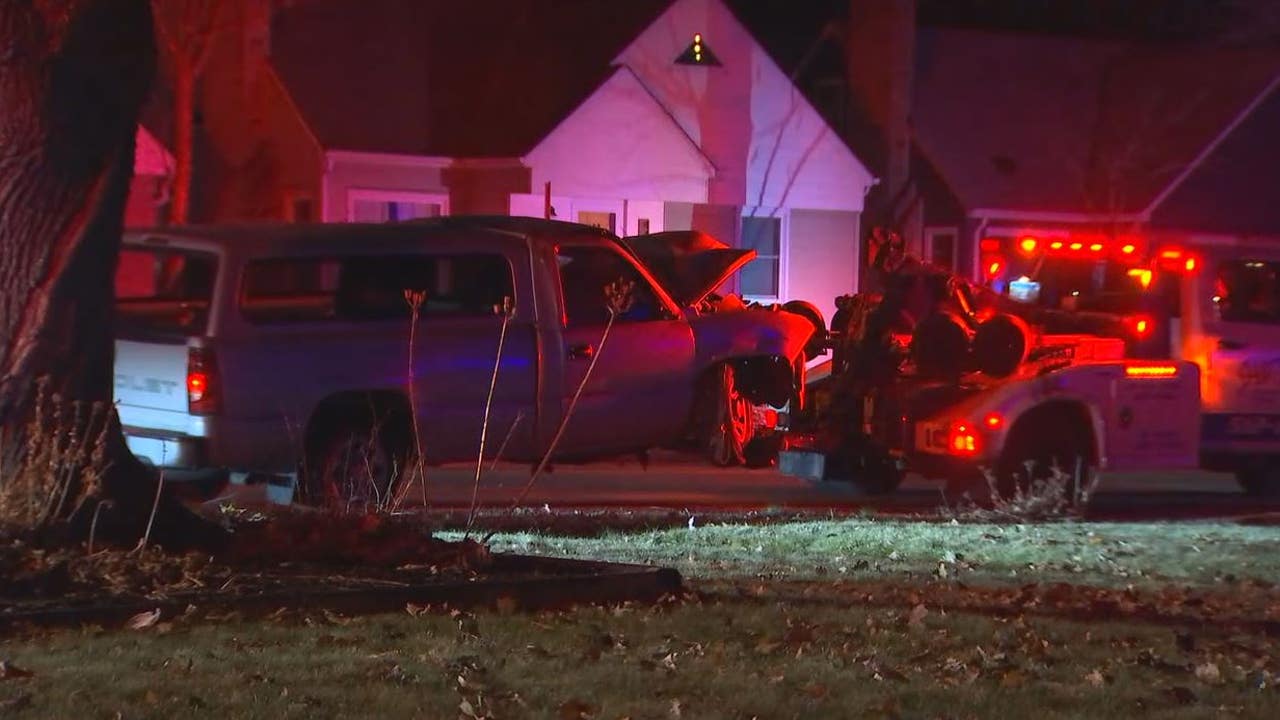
<box><xmin>115</xmin><ymin>247</ymin><xmax>217</xmax><ymax>335</ymax></box>
<box><xmin>240</xmin><ymin>253</ymin><xmax>514</xmax><ymax>323</ymax></box>
<box><xmin>1215</xmin><ymin>259</ymin><xmax>1280</xmax><ymax>325</ymax></box>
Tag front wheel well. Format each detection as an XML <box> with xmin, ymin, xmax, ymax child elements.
<box><xmin>1002</xmin><ymin>400</ymin><xmax>1098</xmax><ymax>467</ymax></box>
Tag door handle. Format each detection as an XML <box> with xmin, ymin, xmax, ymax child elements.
<box><xmin>568</xmin><ymin>343</ymin><xmax>595</xmax><ymax>360</ymax></box>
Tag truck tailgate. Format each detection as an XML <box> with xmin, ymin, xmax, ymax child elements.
<box><xmin>114</xmin><ymin>339</ymin><xmax>187</xmax><ymax>413</ymax></box>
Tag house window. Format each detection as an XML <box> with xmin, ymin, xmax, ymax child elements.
<box><xmin>925</xmin><ymin>227</ymin><xmax>958</xmax><ymax>271</ymax></box>
<box><xmin>739</xmin><ymin>215</ymin><xmax>782</xmax><ymax>299</ymax></box>
<box><xmin>347</xmin><ymin>190</ymin><xmax>449</xmax><ymax>223</ymax></box>
<box><xmin>636</xmin><ymin>218</ymin><xmax>651</xmax><ymax>235</ymax></box>
<box><xmin>578</xmin><ymin>211</ymin><xmax>617</xmax><ymax>233</ymax></box>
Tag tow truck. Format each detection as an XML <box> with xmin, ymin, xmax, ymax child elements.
<box><xmin>780</xmin><ymin>230</ymin><xmax>1204</xmax><ymax>497</ymax></box>
<box><xmin>976</xmin><ymin>229</ymin><xmax>1280</xmax><ymax>496</ymax></box>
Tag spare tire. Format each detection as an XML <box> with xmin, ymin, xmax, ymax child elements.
<box><xmin>912</xmin><ymin>311</ymin><xmax>972</xmax><ymax>379</ymax></box>
<box><xmin>973</xmin><ymin>314</ymin><xmax>1032</xmax><ymax>378</ymax></box>
<box><xmin>782</xmin><ymin>300</ymin><xmax>828</xmax><ymax>361</ymax></box>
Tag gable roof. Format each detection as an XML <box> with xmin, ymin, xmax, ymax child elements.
<box><xmin>271</xmin><ymin>0</ymin><xmax>669</xmax><ymax>157</ymax></box>
<box><xmin>913</xmin><ymin>27</ymin><xmax>1280</xmax><ymax>217</ymax></box>
<box><xmin>1150</xmin><ymin>76</ymin><xmax>1280</xmax><ymax>235</ymax></box>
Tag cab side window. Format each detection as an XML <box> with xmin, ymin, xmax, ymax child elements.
<box><xmin>556</xmin><ymin>246</ymin><xmax>665</xmax><ymax>327</ymax></box>
<box><xmin>241</xmin><ymin>253</ymin><xmax>514</xmax><ymax>323</ymax></box>
<box><xmin>1216</xmin><ymin>260</ymin><xmax>1280</xmax><ymax>325</ymax></box>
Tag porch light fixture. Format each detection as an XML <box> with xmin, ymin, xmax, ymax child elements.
<box><xmin>676</xmin><ymin>32</ymin><xmax>722</xmax><ymax>66</ymax></box>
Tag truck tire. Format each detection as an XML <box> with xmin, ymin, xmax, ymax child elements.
<box><xmin>705</xmin><ymin>363</ymin><xmax>753</xmax><ymax>467</ymax></box>
<box><xmin>304</xmin><ymin>407</ymin><xmax>411</xmax><ymax>509</ymax></box>
<box><xmin>995</xmin><ymin>408</ymin><xmax>1095</xmax><ymax>499</ymax></box>
<box><xmin>1237</xmin><ymin>462</ymin><xmax>1280</xmax><ymax>498</ymax></box>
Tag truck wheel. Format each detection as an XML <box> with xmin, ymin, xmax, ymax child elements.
<box><xmin>706</xmin><ymin>363</ymin><xmax>753</xmax><ymax>466</ymax></box>
<box><xmin>1237</xmin><ymin>462</ymin><xmax>1280</xmax><ymax>498</ymax></box>
<box><xmin>304</xmin><ymin>410</ymin><xmax>410</xmax><ymax>509</ymax></box>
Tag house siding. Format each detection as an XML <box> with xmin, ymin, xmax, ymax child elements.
<box><xmin>788</xmin><ymin>209</ymin><xmax>861</xmax><ymax>319</ymax></box>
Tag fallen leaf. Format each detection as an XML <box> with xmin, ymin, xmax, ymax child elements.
<box><xmin>460</xmin><ymin>698</ymin><xmax>479</xmax><ymax>718</ymax></box>
<box><xmin>0</xmin><ymin>661</ymin><xmax>33</xmax><ymax>680</ymax></box>
<box><xmin>558</xmin><ymin>698</ymin><xmax>595</xmax><ymax>719</ymax></box>
<box><xmin>127</xmin><ymin>609</ymin><xmax>162</xmax><ymax>630</ymax></box>
<box><xmin>1084</xmin><ymin>670</ymin><xmax>1107</xmax><ymax>687</ymax></box>
<box><xmin>1194</xmin><ymin>662</ymin><xmax>1222</xmax><ymax>685</ymax></box>
<box><xmin>802</xmin><ymin>682</ymin><xmax>828</xmax><ymax>699</ymax></box>
<box><xmin>669</xmin><ymin>698</ymin><xmax>683</xmax><ymax>718</ymax></box>
<box><xmin>907</xmin><ymin>604</ymin><xmax>928</xmax><ymax>629</ymax></box>
<box><xmin>999</xmin><ymin>669</ymin><xmax>1027</xmax><ymax>688</ymax></box>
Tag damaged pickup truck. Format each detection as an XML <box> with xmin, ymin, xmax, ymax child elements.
<box><xmin>113</xmin><ymin>217</ymin><xmax>820</xmax><ymax>504</ymax></box>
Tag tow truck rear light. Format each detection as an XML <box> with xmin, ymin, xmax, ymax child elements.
<box><xmin>1050</xmin><ymin>241</ymin><xmax>1064</xmax><ymax>250</ymax></box>
<box><xmin>1124</xmin><ymin>314</ymin><xmax>1154</xmax><ymax>338</ymax></box>
<box><xmin>187</xmin><ymin>346</ymin><xmax>221</xmax><ymax>415</ymax></box>
<box><xmin>1124</xmin><ymin>363</ymin><xmax>1178</xmax><ymax>378</ymax></box>
<box><xmin>1018</xmin><ymin>237</ymin><xmax>1038</xmax><ymax>253</ymax></box>
<box><xmin>983</xmin><ymin>412</ymin><xmax>1003</xmax><ymax>430</ymax></box>
<box><xmin>1122</xmin><ymin>244</ymin><xmax>1136</xmax><ymax>255</ymax></box>
<box><xmin>948</xmin><ymin>422</ymin><xmax>980</xmax><ymax>456</ymax></box>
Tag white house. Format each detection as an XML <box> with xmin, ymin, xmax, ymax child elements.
<box><xmin>241</xmin><ymin>0</ymin><xmax>876</xmax><ymax>318</ymax></box>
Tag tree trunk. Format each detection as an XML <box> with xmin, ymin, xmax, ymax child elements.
<box><xmin>170</xmin><ymin>63</ymin><xmax>195</xmax><ymax>224</ymax></box>
<box><xmin>0</xmin><ymin>0</ymin><xmax>223</xmax><ymax>550</ymax></box>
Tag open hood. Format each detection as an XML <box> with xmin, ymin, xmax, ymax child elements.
<box><xmin>622</xmin><ymin>230</ymin><xmax>755</xmax><ymax>307</ymax></box>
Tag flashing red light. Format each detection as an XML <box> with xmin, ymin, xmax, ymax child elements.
<box><xmin>1121</xmin><ymin>244</ymin><xmax>1136</xmax><ymax>255</ymax></box>
<box><xmin>983</xmin><ymin>412</ymin><xmax>1003</xmax><ymax>430</ymax></box>
<box><xmin>949</xmin><ymin>422</ymin><xmax>980</xmax><ymax>456</ymax></box>
<box><xmin>1159</xmin><ymin>248</ymin><xmax>1184</xmax><ymax>260</ymax></box>
<box><xmin>1089</xmin><ymin>243</ymin><xmax>1104</xmax><ymax>252</ymax></box>
<box><xmin>1124</xmin><ymin>314</ymin><xmax>1154</xmax><ymax>338</ymax></box>
<box><xmin>1018</xmin><ymin>237</ymin><xmax>1038</xmax><ymax>253</ymax></box>
<box><xmin>1125</xmin><ymin>363</ymin><xmax>1178</xmax><ymax>378</ymax></box>
<box><xmin>980</xmin><ymin>238</ymin><xmax>1001</xmax><ymax>252</ymax></box>
<box><xmin>1069</xmin><ymin>242</ymin><xmax>1083</xmax><ymax>251</ymax></box>
<box><xmin>1185</xmin><ymin>256</ymin><xmax>1197</xmax><ymax>272</ymax></box>
<box><xmin>1050</xmin><ymin>241</ymin><xmax>1064</xmax><ymax>250</ymax></box>
<box><xmin>986</xmin><ymin>259</ymin><xmax>1004</xmax><ymax>278</ymax></box>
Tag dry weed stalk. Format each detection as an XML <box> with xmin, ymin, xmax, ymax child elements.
<box><xmin>465</xmin><ymin>296</ymin><xmax>514</xmax><ymax>537</ymax></box>
<box><xmin>485</xmin><ymin>278</ymin><xmax>635</xmax><ymax>541</ymax></box>
<box><xmin>946</xmin><ymin>460</ymin><xmax>1102</xmax><ymax>522</ymax></box>
<box><xmin>0</xmin><ymin>378</ymin><xmax>111</xmax><ymax>533</ymax></box>
<box><xmin>392</xmin><ymin>289</ymin><xmax>430</xmax><ymax>512</ymax></box>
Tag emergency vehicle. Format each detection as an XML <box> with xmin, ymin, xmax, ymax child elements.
<box><xmin>970</xmin><ymin>228</ymin><xmax>1280</xmax><ymax>495</ymax></box>
<box><xmin>782</xmin><ymin>229</ymin><xmax>1204</xmax><ymax>497</ymax></box>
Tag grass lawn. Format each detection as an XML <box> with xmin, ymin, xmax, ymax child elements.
<box><xmin>3</xmin><ymin>517</ymin><xmax>1277</xmax><ymax>718</ymax></box>
<box><xmin>464</xmin><ymin>517</ymin><xmax>1280</xmax><ymax>589</ymax></box>
<box><xmin>3</xmin><ymin>592</ymin><xmax>1277</xmax><ymax>719</ymax></box>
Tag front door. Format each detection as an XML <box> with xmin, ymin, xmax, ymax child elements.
<box><xmin>552</xmin><ymin>244</ymin><xmax>696</xmax><ymax>458</ymax></box>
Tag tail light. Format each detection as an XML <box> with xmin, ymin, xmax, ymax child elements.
<box><xmin>187</xmin><ymin>346</ymin><xmax>221</xmax><ymax>414</ymax></box>
<box><xmin>1124</xmin><ymin>363</ymin><xmax>1178</xmax><ymax>378</ymax></box>
<box><xmin>947</xmin><ymin>422</ymin><xmax>980</xmax><ymax>457</ymax></box>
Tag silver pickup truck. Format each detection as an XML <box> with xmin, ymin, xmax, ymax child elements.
<box><xmin>113</xmin><ymin>217</ymin><xmax>817</xmax><ymax>504</ymax></box>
